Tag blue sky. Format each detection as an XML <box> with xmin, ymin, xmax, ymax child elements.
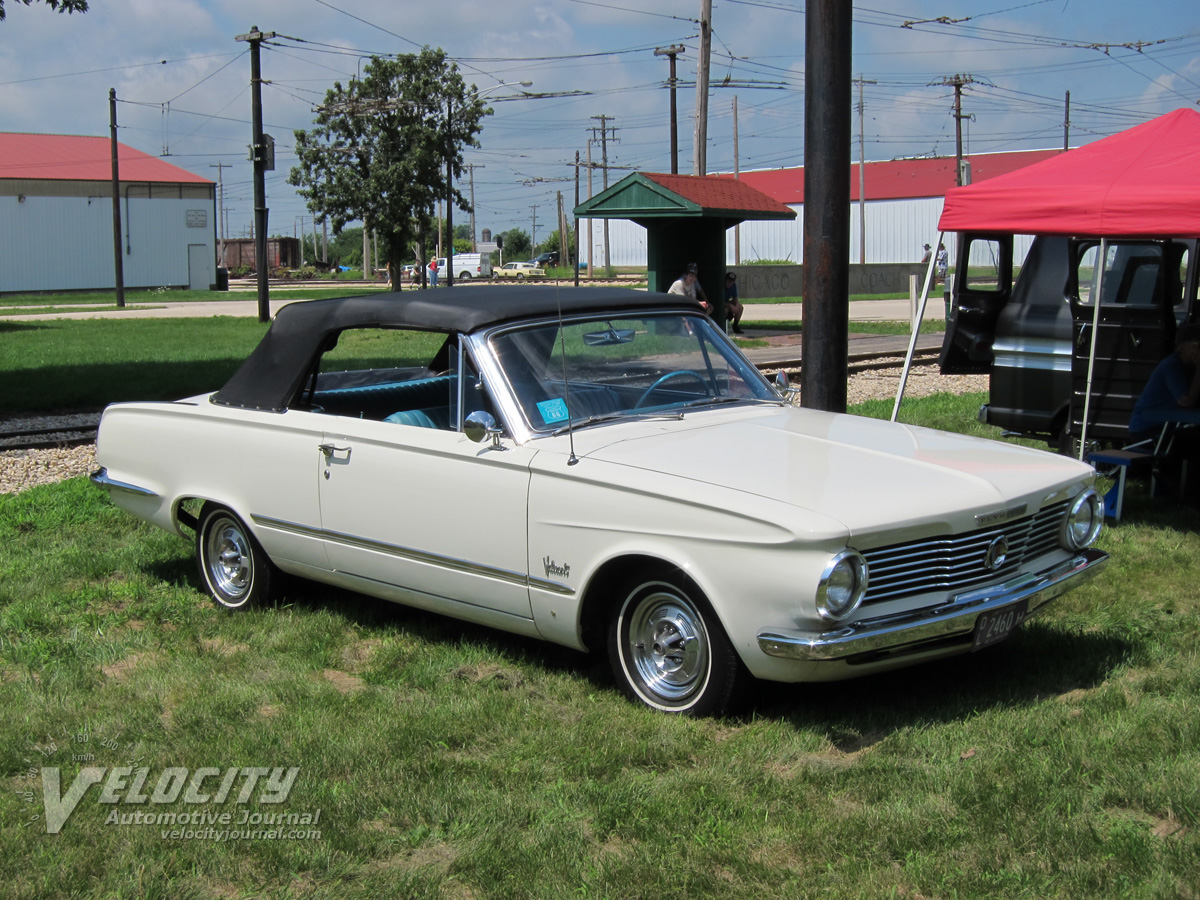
<box><xmin>2</xmin><ymin>0</ymin><xmax>1198</xmax><ymax>243</ymax></box>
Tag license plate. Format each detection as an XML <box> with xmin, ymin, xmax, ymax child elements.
<box><xmin>972</xmin><ymin>601</ymin><xmax>1029</xmax><ymax>651</ymax></box>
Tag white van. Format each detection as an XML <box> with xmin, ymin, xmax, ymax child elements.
<box><xmin>439</xmin><ymin>253</ymin><xmax>492</xmax><ymax>281</ymax></box>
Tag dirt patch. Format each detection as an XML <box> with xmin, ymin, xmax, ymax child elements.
<box><xmin>321</xmin><ymin>668</ymin><xmax>365</xmax><ymax>695</ymax></box>
<box><xmin>341</xmin><ymin>638</ymin><xmax>383</xmax><ymax>672</ymax></box>
<box><xmin>101</xmin><ymin>652</ymin><xmax>155</xmax><ymax>682</ymax></box>
<box><xmin>201</xmin><ymin>637</ymin><xmax>250</xmax><ymax>656</ymax></box>
<box><xmin>452</xmin><ymin>662</ymin><xmax>524</xmax><ymax>689</ymax></box>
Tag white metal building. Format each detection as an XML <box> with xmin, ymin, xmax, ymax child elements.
<box><xmin>0</xmin><ymin>133</ymin><xmax>217</xmax><ymax>294</ymax></box>
<box><xmin>584</xmin><ymin>150</ymin><xmax>1060</xmax><ymax>269</ymax></box>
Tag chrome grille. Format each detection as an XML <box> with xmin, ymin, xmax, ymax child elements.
<box><xmin>860</xmin><ymin>500</ymin><xmax>1069</xmax><ymax>605</ymax></box>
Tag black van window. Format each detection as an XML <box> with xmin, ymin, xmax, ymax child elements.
<box><xmin>962</xmin><ymin>237</ymin><xmax>1005</xmax><ymax>292</ymax></box>
<box><xmin>1075</xmin><ymin>242</ymin><xmax>1164</xmax><ymax>307</ymax></box>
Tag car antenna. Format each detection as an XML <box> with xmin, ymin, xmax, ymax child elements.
<box><xmin>555</xmin><ymin>286</ymin><xmax>579</xmax><ymax>466</ymax></box>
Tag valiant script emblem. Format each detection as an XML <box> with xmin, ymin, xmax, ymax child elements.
<box><xmin>542</xmin><ymin>556</ymin><xmax>570</xmax><ymax>579</ymax></box>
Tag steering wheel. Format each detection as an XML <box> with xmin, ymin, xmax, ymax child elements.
<box><xmin>633</xmin><ymin>370</ymin><xmax>711</xmax><ymax>409</ymax></box>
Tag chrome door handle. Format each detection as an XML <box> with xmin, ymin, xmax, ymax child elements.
<box><xmin>318</xmin><ymin>443</ymin><xmax>351</xmax><ymax>460</ymax></box>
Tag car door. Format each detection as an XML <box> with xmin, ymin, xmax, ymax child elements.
<box><xmin>315</xmin><ymin>374</ymin><xmax>538</xmax><ymax>623</ymax></box>
<box><xmin>939</xmin><ymin>232</ymin><xmax>1014</xmax><ymax>374</ymax></box>
<box><xmin>1067</xmin><ymin>240</ymin><xmax>1184</xmax><ymax>444</ymax></box>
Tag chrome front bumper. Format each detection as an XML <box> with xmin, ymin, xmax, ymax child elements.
<box><xmin>758</xmin><ymin>548</ymin><xmax>1108</xmax><ymax>662</ymax></box>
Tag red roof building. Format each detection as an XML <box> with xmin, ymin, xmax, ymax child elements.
<box><xmin>0</xmin><ymin>133</ymin><xmax>212</xmax><ymax>184</ymax></box>
<box><xmin>1</xmin><ymin>132</ymin><xmax>217</xmax><ymax>294</ymax></box>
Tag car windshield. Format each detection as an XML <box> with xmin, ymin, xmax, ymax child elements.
<box><xmin>488</xmin><ymin>312</ymin><xmax>779</xmax><ymax>432</ymax></box>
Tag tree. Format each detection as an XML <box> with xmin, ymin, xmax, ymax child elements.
<box><xmin>497</xmin><ymin>228</ymin><xmax>531</xmax><ymax>261</ymax></box>
<box><xmin>289</xmin><ymin>49</ymin><xmax>490</xmax><ymax>289</ymax></box>
<box><xmin>0</xmin><ymin>0</ymin><xmax>85</xmax><ymax>21</ymax></box>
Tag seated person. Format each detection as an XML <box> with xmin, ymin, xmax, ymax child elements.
<box><xmin>724</xmin><ymin>272</ymin><xmax>745</xmax><ymax>334</ymax></box>
<box><xmin>667</xmin><ymin>262</ymin><xmax>713</xmax><ymax>317</ymax></box>
<box><xmin>1128</xmin><ymin>323</ymin><xmax>1200</xmax><ymax>436</ymax></box>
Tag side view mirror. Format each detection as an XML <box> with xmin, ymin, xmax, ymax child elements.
<box><xmin>464</xmin><ymin>410</ymin><xmax>505</xmax><ymax>449</ymax></box>
<box><xmin>775</xmin><ymin>370</ymin><xmax>800</xmax><ymax>402</ymax></box>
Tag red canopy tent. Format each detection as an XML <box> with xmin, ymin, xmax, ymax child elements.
<box><xmin>898</xmin><ymin>109</ymin><xmax>1200</xmax><ymax>446</ymax></box>
<box><xmin>938</xmin><ymin>108</ymin><xmax>1200</xmax><ymax>238</ymax></box>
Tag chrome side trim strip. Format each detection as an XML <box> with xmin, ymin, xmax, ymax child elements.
<box><xmin>89</xmin><ymin>468</ymin><xmax>159</xmax><ymax>498</ymax></box>
<box><xmin>251</xmin><ymin>514</ymin><xmax>575</xmax><ymax>596</ymax></box>
<box><xmin>758</xmin><ymin>548</ymin><xmax>1107</xmax><ymax>662</ymax></box>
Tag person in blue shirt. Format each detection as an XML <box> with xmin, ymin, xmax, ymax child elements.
<box><xmin>1128</xmin><ymin>323</ymin><xmax>1200</xmax><ymax>436</ymax></box>
<box><xmin>723</xmin><ymin>272</ymin><xmax>745</xmax><ymax>334</ymax></box>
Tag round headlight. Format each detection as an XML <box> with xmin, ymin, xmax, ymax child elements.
<box><xmin>1061</xmin><ymin>488</ymin><xmax>1103</xmax><ymax>550</ymax></box>
<box><xmin>817</xmin><ymin>550</ymin><xmax>869</xmax><ymax>622</ymax></box>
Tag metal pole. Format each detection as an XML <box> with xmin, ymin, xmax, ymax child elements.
<box><xmin>586</xmin><ymin>140</ymin><xmax>594</xmax><ymax>279</ymax></box>
<box><xmin>446</xmin><ymin>97</ymin><xmax>454</xmax><ymax>288</ymax></box>
<box><xmin>236</xmin><ymin>25</ymin><xmax>275</xmax><ymax>322</ymax></box>
<box><xmin>693</xmin><ymin>0</ymin><xmax>712</xmax><ymax>175</ymax></box>
<box><xmin>801</xmin><ymin>0</ymin><xmax>852</xmax><ymax>413</ymax></box>
<box><xmin>733</xmin><ymin>95</ymin><xmax>740</xmax><ymax>264</ymax></box>
<box><xmin>108</xmin><ymin>88</ymin><xmax>126</xmax><ymax>308</ymax></box>
<box><xmin>1079</xmin><ymin>238</ymin><xmax>1108</xmax><ymax>460</ymax></box>
<box><xmin>892</xmin><ymin>232</ymin><xmax>944</xmax><ymax>421</ymax></box>
<box><xmin>655</xmin><ymin>45</ymin><xmax>685</xmax><ymax>175</ymax></box>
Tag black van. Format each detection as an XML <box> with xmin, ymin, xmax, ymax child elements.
<box><xmin>940</xmin><ymin>232</ymin><xmax>1199</xmax><ymax>452</ymax></box>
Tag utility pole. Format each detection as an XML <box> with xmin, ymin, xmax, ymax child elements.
<box><xmin>574</xmin><ymin>150</ymin><xmax>581</xmax><ymax>286</ymax></box>
<box><xmin>446</xmin><ymin>97</ymin><xmax>454</xmax><ymax>288</ymax></box>
<box><xmin>854</xmin><ymin>76</ymin><xmax>876</xmax><ymax>265</ymax></box>
<box><xmin>654</xmin><ymin>45</ymin><xmax>686</xmax><ymax>174</ymax></box>
<box><xmin>939</xmin><ymin>74</ymin><xmax>976</xmax><ymax>187</ymax></box>
<box><xmin>590</xmin><ymin>115</ymin><xmax>618</xmax><ymax>270</ymax></box>
<box><xmin>209</xmin><ymin>162</ymin><xmax>231</xmax><ymax>267</ymax></box>
<box><xmin>1064</xmin><ymin>90</ymin><xmax>1071</xmax><ymax>151</ymax></box>
<box><xmin>802</xmin><ymin>0</ymin><xmax>852</xmax><ymax>413</ymax></box>
<box><xmin>108</xmin><ymin>88</ymin><xmax>125</xmax><ymax>308</ymax></box>
<box><xmin>586</xmin><ymin>140</ymin><xmax>594</xmax><ymax>279</ymax></box>
<box><xmin>733</xmin><ymin>95</ymin><xmax>740</xmax><ymax>264</ymax></box>
<box><xmin>693</xmin><ymin>0</ymin><xmax>712</xmax><ymax>175</ymax></box>
<box><xmin>530</xmin><ymin>204</ymin><xmax>539</xmax><ymax>250</ymax></box>
<box><xmin>235</xmin><ymin>25</ymin><xmax>276</xmax><ymax>322</ymax></box>
<box><xmin>464</xmin><ymin>163</ymin><xmax>484</xmax><ymax>251</ymax></box>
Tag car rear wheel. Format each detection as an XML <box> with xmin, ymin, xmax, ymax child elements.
<box><xmin>196</xmin><ymin>503</ymin><xmax>277</xmax><ymax>610</ymax></box>
<box><xmin>608</xmin><ymin>571</ymin><xmax>744</xmax><ymax>715</ymax></box>
<box><xmin>517</xmin><ymin>273</ymin><xmax>525</xmax><ymax>282</ymax></box>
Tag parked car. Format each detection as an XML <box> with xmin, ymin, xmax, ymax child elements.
<box><xmin>494</xmin><ymin>261</ymin><xmax>544</xmax><ymax>280</ymax></box>
<box><xmin>92</xmin><ymin>288</ymin><xmax>1107</xmax><ymax>715</ymax></box>
<box><xmin>532</xmin><ymin>251</ymin><xmax>560</xmax><ymax>267</ymax></box>
<box><xmin>941</xmin><ymin>233</ymin><xmax>1199</xmax><ymax>451</ymax></box>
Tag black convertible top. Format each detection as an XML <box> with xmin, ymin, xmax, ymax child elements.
<box><xmin>211</xmin><ymin>286</ymin><xmax>699</xmax><ymax>412</ymax></box>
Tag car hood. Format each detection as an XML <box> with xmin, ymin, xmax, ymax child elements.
<box><xmin>561</xmin><ymin>405</ymin><xmax>1093</xmax><ymax>536</ymax></box>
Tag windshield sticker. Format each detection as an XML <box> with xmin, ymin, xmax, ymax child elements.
<box><xmin>538</xmin><ymin>398</ymin><xmax>569</xmax><ymax>424</ymax></box>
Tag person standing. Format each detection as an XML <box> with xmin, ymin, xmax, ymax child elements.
<box><xmin>935</xmin><ymin>244</ymin><xmax>949</xmax><ymax>283</ymax></box>
<box><xmin>724</xmin><ymin>272</ymin><xmax>745</xmax><ymax>334</ymax></box>
<box><xmin>428</xmin><ymin>257</ymin><xmax>439</xmax><ymax>288</ymax></box>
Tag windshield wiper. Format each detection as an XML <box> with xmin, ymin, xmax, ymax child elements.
<box><xmin>549</xmin><ymin>409</ymin><xmax>684</xmax><ymax>436</ymax></box>
<box><xmin>678</xmin><ymin>395</ymin><xmax>786</xmax><ymax>410</ymax></box>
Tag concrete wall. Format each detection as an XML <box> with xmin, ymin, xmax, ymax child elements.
<box><xmin>727</xmin><ymin>263</ymin><xmax>930</xmax><ymax>299</ymax></box>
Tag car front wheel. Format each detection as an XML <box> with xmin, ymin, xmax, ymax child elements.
<box><xmin>196</xmin><ymin>503</ymin><xmax>277</xmax><ymax>610</ymax></box>
<box><xmin>608</xmin><ymin>571</ymin><xmax>744</xmax><ymax>715</ymax></box>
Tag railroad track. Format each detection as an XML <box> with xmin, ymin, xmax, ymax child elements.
<box><xmin>765</xmin><ymin>347</ymin><xmax>942</xmax><ymax>374</ymax></box>
<box><xmin>0</xmin><ymin>420</ymin><xmax>100</xmax><ymax>452</ymax></box>
<box><xmin>0</xmin><ymin>351</ymin><xmax>942</xmax><ymax>453</ymax></box>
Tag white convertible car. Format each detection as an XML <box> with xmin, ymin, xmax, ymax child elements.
<box><xmin>93</xmin><ymin>288</ymin><xmax>1107</xmax><ymax>715</ymax></box>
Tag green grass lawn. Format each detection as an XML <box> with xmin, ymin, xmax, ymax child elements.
<box><xmin>2</xmin><ymin>387</ymin><xmax>1198</xmax><ymax>898</ymax></box>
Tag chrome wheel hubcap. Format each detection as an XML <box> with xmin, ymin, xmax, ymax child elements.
<box><xmin>626</xmin><ymin>590</ymin><xmax>709</xmax><ymax>703</ymax></box>
<box><xmin>206</xmin><ymin>517</ymin><xmax>251</xmax><ymax>601</ymax></box>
